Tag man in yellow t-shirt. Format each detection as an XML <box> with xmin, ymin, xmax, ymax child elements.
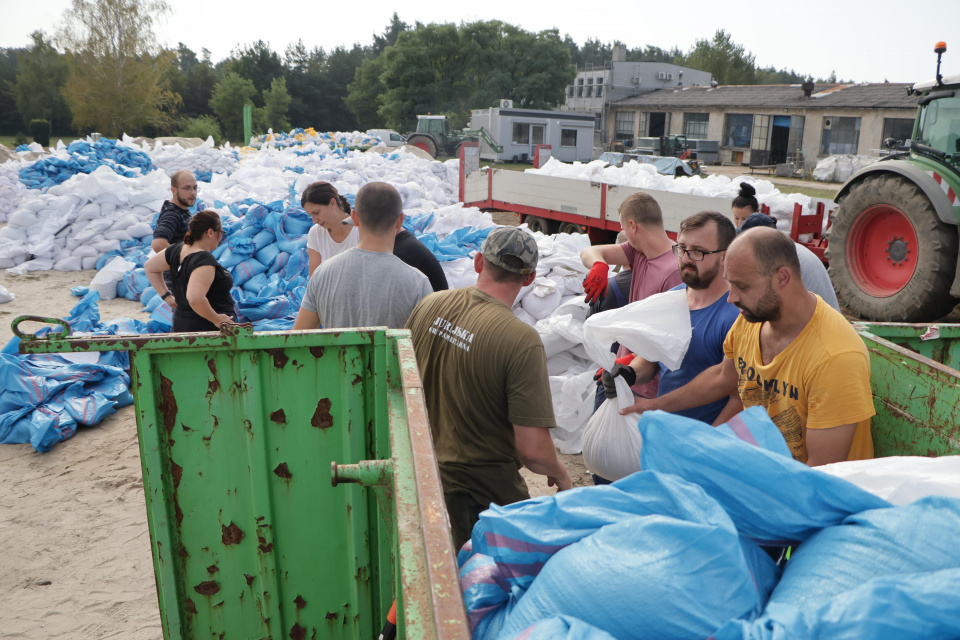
<box><xmin>622</xmin><ymin>227</ymin><xmax>874</xmax><ymax>465</ymax></box>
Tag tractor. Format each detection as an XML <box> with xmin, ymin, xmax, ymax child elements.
<box><xmin>828</xmin><ymin>42</ymin><xmax>960</xmax><ymax>321</ymax></box>
<box><xmin>404</xmin><ymin>115</ymin><xmax>502</xmax><ymax>159</ymax></box>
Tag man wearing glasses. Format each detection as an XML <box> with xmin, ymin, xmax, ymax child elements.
<box><xmin>599</xmin><ymin>211</ymin><xmax>742</xmax><ymax>426</ymax></box>
<box><xmin>152</xmin><ymin>170</ymin><xmax>197</xmax><ymax>253</ymax></box>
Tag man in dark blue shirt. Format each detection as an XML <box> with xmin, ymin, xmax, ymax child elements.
<box><xmin>601</xmin><ymin>211</ymin><xmax>742</xmax><ymax>425</ymax></box>
<box><xmin>151</xmin><ymin>170</ymin><xmax>197</xmax><ymax>253</ymax></box>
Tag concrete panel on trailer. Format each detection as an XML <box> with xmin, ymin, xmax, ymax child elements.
<box><xmin>464</xmin><ymin>171</ymin><xmax>490</xmax><ymax>203</ymax></box>
<box><xmin>606</xmin><ymin>186</ymin><xmax>734</xmax><ymax>232</ymax></box>
<box><xmin>490</xmin><ymin>171</ymin><xmax>603</xmax><ymax>217</ymax></box>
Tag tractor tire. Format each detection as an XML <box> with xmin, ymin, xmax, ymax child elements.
<box><xmin>827</xmin><ymin>173</ymin><xmax>958</xmax><ymax>322</ymax></box>
<box><xmin>524</xmin><ymin>215</ymin><xmax>558</xmax><ymax>234</ymax></box>
<box><xmin>406</xmin><ymin>134</ymin><xmax>437</xmax><ymax>158</ymax></box>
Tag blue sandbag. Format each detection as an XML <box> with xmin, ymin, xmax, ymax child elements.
<box><xmin>71</xmin><ymin>286</ymin><xmax>89</xmax><ymax>297</ymax></box>
<box><xmin>268</xmin><ymin>251</ymin><xmax>290</xmax><ymax>276</ymax></box>
<box><xmin>252</xmin><ymin>228</ymin><xmax>275</xmax><ymax>251</ymax></box>
<box><xmin>255</xmin><ymin>243</ymin><xmax>281</xmax><ymax>267</ymax></box>
<box><xmin>118</xmin><ymin>268</ymin><xmax>150</xmax><ymax>301</ymax></box>
<box><xmin>242</xmin><ymin>273</ymin><xmax>270</xmax><ymax>294</ymax></box>
<box><xmin>217</xmin><ymin>248</ymin><xmax>243</xmax><ymax>268</ymax></box>
<box><xmin>281</xmin><ymin>247</ymin><xmax>308</xmax><ymax>279</ymax></box>
<box><xmin>231</xmin><ymin>257</ymin><xmax>267</xmax><ymax>286</ymax></box>
<box><xmin>282</xmin><ymin>209</ymin><xmax>313</xmax><ymax>236</ymax></box>
<box><xmin>638</xmin><ymin>407</ymin><xmax>890</xmax><ymax>544</ymax></box>
<box><xmin>140</xmin><ymin>286</ymin><xmax>158</xmax><ymax>306</ymax></box>
<box><xmin>225</xmin><ymin>234</ymin><xmax>256</xmax><ymax>258</ymax></box>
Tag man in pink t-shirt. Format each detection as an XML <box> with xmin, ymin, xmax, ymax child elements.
<box><xmin>580</xmin><ymin>192</ymin><xmax>682</xmax><ymax>399</ymax></box>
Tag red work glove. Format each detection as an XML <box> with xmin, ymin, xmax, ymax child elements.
<box><xmin>582</xmin><ymin>261</ymin><xmax>609</xmax><ymax>304</ymax></box>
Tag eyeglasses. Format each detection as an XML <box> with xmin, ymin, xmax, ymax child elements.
<box><xmin>672</xmin><ymin>244</ymin><xmax>723</xmax><ymax>261</ymax></box>
<box><xmin>179</xmin><ymin>185</ymin><xmax>199</xmax><ymax>192</ymax></box>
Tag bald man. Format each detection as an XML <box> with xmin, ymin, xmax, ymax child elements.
<box><xmin>151</xmin><ymin>170</ymin><xmax>197</xmax><ymax>253</ymax></box>
<box><xmin>622</xmin><ymin>227</ymin><xmax>875</xmax><ymax>466</ymax></box>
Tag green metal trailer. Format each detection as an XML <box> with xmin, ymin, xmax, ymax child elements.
<box><xmin>16</xmin><ymin>321</ymin><xmax>469</xmax><ymax>640</ymax></box>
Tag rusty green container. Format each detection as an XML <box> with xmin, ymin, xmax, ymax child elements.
<box><xmin>854</xmin><ymin>322</ymin><xmax>960</xmax><ymax>458</ymax></box>
<box><xmin>17</xmin><ymin>323</ymin><xmax>469</xmax><ymax>640</ymax></box>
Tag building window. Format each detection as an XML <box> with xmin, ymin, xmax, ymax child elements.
<box><xmin>596</xmin><ymin>84</ymin><xmax>603</xmax><ymax>98</ymax></box>
<box><xmin>821</xmin><ymin>116</ymin><xmax>861</xmax><ymax>155</ymax></box>
<box><xmin>882</xmin><ymin>117</ymin><xmax>914</xmax><ymax>145</ymax></box>
<box><xmin>586</xmin><ymin>86</ymin><xmax>593</xmax><ymax>97</ymax></box>
<box><xmin>561</xmin><ymin>129</ymin><xmax>577</xmax><ymax>147</ymax></box>
<box><xmin>577</xmin><ymin>86</ymin><xmax>583</xmax><ymax>97</ymax></box>
<box><xmin>587</xmin><ymin>77</ymin><xmax>594</xmax><ymax>85</ymax></box>
<box><xmin>683</xmin><ymin>113</ymin><xmax>709</xmax><ymax>139</ymax></box>
<box><xmin>578</xmin><ymin>77</ymin><xmax>584</xmax><ymax>85</ymax></box>
<box><xmin>723</xmin><ymin>114</ymin><xmax>753</xmax><ymax>148</ymax></box>
<box><xmin>567</xmin><ymin>86</ymin><xmax>574</xmax><ymax>97</ymax></box>
<box><xmin>512</xmin><ymin>123</ymin><xmax>529</xmax><ymax>145</ymax></box>
<box><xmin>615</xmin><ymin>111</ymin><xmax>635</xmax><ymax>140</ymax></box>
<box><xmin>751</xmin><ymin>115</ymin><xmax>769</xmax><ymax>151</ymax></box>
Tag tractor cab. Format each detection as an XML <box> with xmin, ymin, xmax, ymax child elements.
<box><xmin>416</xmin><ymin>116</ymin><xmax>450</xmax><ymax>140</ymax></box>
<box><xmin>909</xmin><ymin>77</ymin><xmax>960</xmax><ymax>170</ymax></box>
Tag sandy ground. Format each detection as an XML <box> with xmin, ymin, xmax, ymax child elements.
<box><xmin>0</xmin><ymin>265</ymin><xmax>591</xmax><ymax>639</ymax></box>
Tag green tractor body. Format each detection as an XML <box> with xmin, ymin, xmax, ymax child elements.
<box><xmin>829</xmin><ymin>46</ymin><xmax>960</xmax><ymax>322</ymax></box>
<box><xmin>405</xmin><ymin>115</ymin><xmax>503</xmax><ymax>159</ymax></box>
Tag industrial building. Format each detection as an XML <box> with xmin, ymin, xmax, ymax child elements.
<box><xmin>469</xmin><ymin>105</ymin><xmax>595</xmax><ymax>163</ymax></box>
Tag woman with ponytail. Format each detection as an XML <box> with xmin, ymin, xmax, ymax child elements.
<box><xmin>144</xmin><ymin>210</ymin><xmax>237</xmax><ymax>332</ymax></box>
<box><xmin>731</xmin><ymin>182</ymin><xmax>760</xmax><ymax>229</ymax></box>
<box><xmin>301</xmin><ymin>181</ymin><xmax>358</xmax><ymax>276</ymax></box>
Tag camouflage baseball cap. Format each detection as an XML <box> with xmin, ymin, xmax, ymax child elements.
<box><xmin>481</xmin><ymin>227</ymin><xmax>539</xmax><ymax>275</ymax></box>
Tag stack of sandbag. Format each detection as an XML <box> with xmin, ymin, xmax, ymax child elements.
<box><xmin>0</xmin><ymin>162</ymin><xmax>27</xmax><ymax>221</ymax></box>
<box><xmin>813</xmin><ymin>154</ymin><xmax>878</xmax><ymax>182</ymax></box>
<box><xmin>251</xmin><ymin>128</ymin><xmax>381</xmax><ymax>150</ymax></box>
<box><xmin>18</xmin><ymin>137</ymin><xmax>155</xmax><ymax>190</ymax></box>
<box><xmin>1</xmin><ymin>166</ymin><xmax>168</xmax><ymax>271</ymax></box>
<box><xmin>138</xmin><ymin>135</ymin><xmax>239</xmax><ymax>181</ymax></box>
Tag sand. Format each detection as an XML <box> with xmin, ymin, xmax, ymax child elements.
<box><xmin>0</xmin><ymin>263</ymin><xmax>590</xmax><ymax>639</ymax></box>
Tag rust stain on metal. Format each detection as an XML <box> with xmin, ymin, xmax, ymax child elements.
<box><xmin>294</xmin><ymin>595</ymin><xmax>306</xmax><ymax>610</ymax></box>
<box><xmin>257</xmin><ymin>535</ymin><xmax>274</xmax><ymax>553</ymax></box>
<box><xmin>266</xmin><ymin>348</ymin><xmax>289</xmax><ymax>368</ymax></box>
<box><xmin>273</xmin><ymin>462</ymin><xmax>293</xmax><ymax>479</ymax></box>
<box><xmin>311</xmin><ymin>398</ymin><xmax>333</xmax><ymax>429</ymax></box>
<box><xmin>170</xmin><ymin>461</ymin><xmax>183</xmax><ymax>489</ymax></box>
<box><xmin>185</xmin><ymin>598</ymin><xmax>197</xmax><ymax>614</ymax></box>
<box><xmin>175</xmin><ymin>504</ymin><xmax>183</xmax><ymax>527</ymax></box>
<box><xmin>244</xmin><ymin>574</ymin><xmax>255</xmax><ymax>586</ymax></box>
<box><xmin>207</xmin><ymin>358</ymin><xmax>221</xmax><ymax>396</ymax></box>
<box><xmin>269</xmin><ymin>409</ymin><xmax>287</xmax><ymax>424</ymax></box>
<box><xmin>309</xmin><ymin>346</ymin><xmax>325</xmax><ymax>358</ymax></box>
<box><xmin>290</xmin><ymin>622</ymin><xmax>306</xmax><ymax>640</ymax></box>
<box><xmin>324</xmin><ymin>612</ymin><xmax>338</xmax><ymax>621</ymax></box>
<box><xmin>158</xmin><ymin>375</ymin><xmax>178</xmax><ymax>436</ymax></box>
<box><xmin>207</xmin><ymin>564</ymin><xmax>218</xmax><ymax>575</ymax></box>
<box><xmin>194</xmin><ymin>581</ymin><xmax>220</xmax><ymax>596</ymax></box>
<box><xmin>176</xmin><ymin>543</ymin><xmax>188</xmax><ymax>560</ymax></box>
<box><xmin>222</xmin><ymin>522</ymin><xmax>245</xmax><ymax>545</ymax></box>
<box><xmin>352</xmin><ymin>374</ymin><xmax>362</xmax><ymax>386</ymax></box>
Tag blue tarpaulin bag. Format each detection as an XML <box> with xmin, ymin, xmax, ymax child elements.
<box><xmin>638</xmin><ymin>407</ymin><xmax>891</xmax><ymax>544</ymax></box>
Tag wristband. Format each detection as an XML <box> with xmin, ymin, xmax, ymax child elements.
<box><xmin>161</xmin><ymin>291</ymin><xmax>172</xmax><ymax>300</ymax></box>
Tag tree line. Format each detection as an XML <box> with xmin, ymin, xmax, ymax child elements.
<box><xmin>0</xmin><ymin>0</ymin><xmax>841</xmax><ymax>144</ymax></box>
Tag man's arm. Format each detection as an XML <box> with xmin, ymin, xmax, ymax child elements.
<box><xmin>580</xmin><ymin>243</ymin><xmax>630</xmax><ymax>269</ymax></box>
<box><xmin>711</xmin><ymin>395</ymin><xmax>744</xmax><ymax>426</ymax></box>
<box><xmin>151</xmin><ymin>211</ymin><xmax>178</xmax><ymax>252</ymax></box>
<box><xmin>620</xmin><ymin>357</ymin><xmax>739</xmax><ymax>416</ymax></box>
<box><xmin>151</xmin><ymin>237</ymin><xmax>171</xmax><ymax>253</ymax></box>
<box><xmin>627</xmin><ymin>355</ymin><xmax>659</xmax><ymax>386</ymax></box>
<box><xmin>292</xmin><ymin>308</ymin><xmax>320</xmax><ymax>331</ymax></box>
<box><xmin>805</xmin><ymin>423</ymin><xmax>858</xmax><ymax>467</ymax></box>
<box><xmin>514</xmin><ymin>425</ymin><xmax>572</xmax><ymax>491</ymax></box>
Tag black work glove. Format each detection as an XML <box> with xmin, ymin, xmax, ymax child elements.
<box><xmin>595</xmin><ymin>358</ymin><xmax>637</xmax><ymax>399</ymax></box>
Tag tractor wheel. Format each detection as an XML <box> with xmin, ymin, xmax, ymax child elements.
<box><xmin>558</xmin><ymin>222</ymin><xmax>586</xmax><ymax>235</ymax></box>
<box><xmin>827</xmin><ymin>173</ymin><xmax>958</xmax><ymax>321</ymax></box>
<box><xmin>524</xmin><ymin>215</ymin><xmax>558</xmax><ymax>234</ymax></box>
<box><xmin>406</xmin><ymin>134</ymin><xmax>437</xmax><ymax>158</ymax></box>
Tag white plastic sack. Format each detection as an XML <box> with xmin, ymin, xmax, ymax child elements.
<box><xmin>535</xmin><ymin>313</ymin><xmax>583</xmax><ymax>358</ymax></box>
<box><xmin>818</xmin><ymin>456</ymin><xmax>960</xmax><ymax>505</ymax></box>
<box><xmin>549</xmin><ymin>369</ymin><xmax>599</xmax><ymax>454</ymax></box>
<box><xmin>0</xmin><ymin>284</ymin><xmax>15</xmax><ymax>303</ymax></box>
<box><xmin>812</xmin><ymin>156</ymin><xmax>837</xmax><ymax>182</ymax></box>
<box><xmin>581</xmin><ymin>387</ymin><xmax>644</xmax><ymax>481</ymax></box>
<box><xmin>521</xmin><ymin>277</ymin><xmax>563</xmax><ymax>320</ymax></box>
<box><xmin>581</xmin><ymin>289</ymin><xmax>692</xmax><ymax>371</ymax></box>
<box><xmin>89</xmin><ymin>256</ymin><xmax>135</xmax><ymax>300</ymax></box>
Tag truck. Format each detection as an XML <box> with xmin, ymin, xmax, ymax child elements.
<box><xmin>828</xmin><ymin>42</ymin><xmax>960</xmax><ymax>322</ymax></box>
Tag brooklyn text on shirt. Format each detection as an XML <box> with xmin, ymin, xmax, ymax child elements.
<box><xmin>737</xmin><ymin>357</ymin><xmax>800</xmax><ymax>401</ymax></box>
<box><xmin>428</xmin><ymin>316</ymin><xmax>475</xmax><ymax>352</ymax></box>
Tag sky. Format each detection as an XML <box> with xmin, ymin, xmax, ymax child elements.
<box><xmin>1</xmin><ymin>0</ymin><xmax>959</xmax><ymax>84</ymax></box>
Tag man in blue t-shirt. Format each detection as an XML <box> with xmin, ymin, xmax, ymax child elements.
<box><xmin>601</xmin><ymin>211</ymin><xmax>742</xmax><ymax>424</ymax></box>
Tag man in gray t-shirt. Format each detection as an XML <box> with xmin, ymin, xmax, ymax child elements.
<box><xmin>293</xmin><ymin>182</ymin><xmax>432</xmax><ymax>330</ymax></box>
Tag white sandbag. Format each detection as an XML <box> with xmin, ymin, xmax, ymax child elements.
<box><xmin>521</xmin><ymin>277</ymin><xmax>563</xmax><ymax>320</ymax></box>
<box><xmin>77</xmin><ymin>202</ymin><xmax>102</xmax><ymax>221</ymax></box>
<box><xmin>105</xmin><ymin>229</ymin><xmax>135</xmax><ymax>242</ymax></box>
<box><xmin>80</xmin><ymin>256</ymin><xmax>99</xmax><ymax>270</ymax></box>
<box><xmin>0</xmin><ymin>226</ymin><xmax>27</xmax><ymax>242</ymax></box>
<box><xmin>536</xmin><ymin>315</ymin><xmax>577</xmax><ymax>358</ymax></box>
<box><xmin>53</xmin><ymin>256</ymin><xmax>83</xmax><ymax>271</ymax></box>
<box><xmin>581</xmin><ymin>289</ymin><xmax>692</xmax><ymax>371</ymax></box>
<box><xmin>813</xmin><ymin>156</ymin><xmax>837</xmax><ymax>182</ymax></box>
<box><xmin>89</xmin><ymin>256</ymin><xmax>135</xmax><ymax>300</ymax></box>
<box><xmin>0</xmin><ymin>284</ymin><xmax>15</xmax><ymax>303</ymax></box>
<box><xmin>549</xmin><ymin>369</ymin><xmax>598</xmax><ymax>454</ymax></box>
<box><xmin>818</xmin><ymin>456</ymin><xmax>960</xmax><ymax>505</ymax></box>
<box><xmin>6</xmin><ymin>258</ymin><xmax>54</xmax><ymax>275</ymax></box>
<box><xmin>127</xmin><ymin>222</ymin><xmax>154</xmax><ymax>238</ymax></box>
<box><xmin>546</xmin><ymin>350</ymin><xmax>590</xmax><ymax>376</ymax></box>
<box><xmin>92</xmin><ymin>239</ymin><xmax>122</xmax><ymax>254</ymax></box>
<box><xmin>581</xmin><ymin>386</ymin><xmax>644</xmax><ymax>481</ymax></box>
<box><xmin>8</xmin><ymin>208</ymin><xmax>38</xmax><ymax>228</ymax></box>
<box><xmin>513</xmin><ymin>306</ymin><xmax>537</xmax><ymax>326</ymax></box>
<box><xmin>70</xmin><ymin>245</ymin><xmax>100</xmax><ymax>258</ymax></box>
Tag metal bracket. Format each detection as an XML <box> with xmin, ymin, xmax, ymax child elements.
<box><xmin>330</xmin><ymin>460</ymin><xmax>393</xmax><ymax>488</ymax></box>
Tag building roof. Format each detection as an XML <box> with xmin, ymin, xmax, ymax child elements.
<box><xmin>612</xmin><ymin>83</ymin><xmax>917</xmax><ymax>110</ymax></box>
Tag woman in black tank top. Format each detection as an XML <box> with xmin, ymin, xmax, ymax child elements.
<box><xmin>145</xmin><ymin>210</ymin><xmax>236</xmax><ymax>332</ymax></box>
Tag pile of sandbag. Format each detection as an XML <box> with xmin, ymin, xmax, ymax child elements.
<box><xmin>126</xmin><ymin>135</ymin><xmax>239</xmax><ymax>181</ymax></box>
<box><xmin>812</xmin><ymin>154</ymin><xmax>878</xmax><ymax>182</ymax></box>
<box><xmin>250</xmin><ymin>128</ymin><xmax>381</xmax><ymax>150</ymax></box>
<box><xmin>18</xmin><ymin>137</ymin><xmax>155</xmax><ymax>190</ymax></box>
<box><xmin>0</xmin><ymin>162</ymin><xmax>27</xmax><ymax>221</ymax></box>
